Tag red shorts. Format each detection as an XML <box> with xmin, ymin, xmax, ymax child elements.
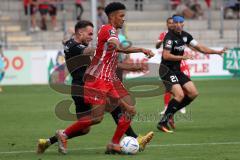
<box><xmin>84</xmin><ymin>76</ymin><xmax>129</xmax><ymax>105</ymax></box>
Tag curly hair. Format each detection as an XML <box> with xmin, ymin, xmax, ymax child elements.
<box><xmin>104</xmin><ymin>2</ymin><xmax>126</xmax><ymax>16</ymax></box>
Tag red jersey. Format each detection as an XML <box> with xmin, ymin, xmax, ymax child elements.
<box><xmin>86</xmin><ymin>24</ymin><xmax>119</xmax><ymax>81</ymax></box>
<box><xmin>158</xmin><ymin>31</ymin><xmax>168</xmax><ymax>42</ymax></box>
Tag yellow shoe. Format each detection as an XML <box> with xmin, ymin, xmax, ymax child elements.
<box><xmin>137</xmin><ymin>131</ymin><xmax>154</xmax><ymax>152</ymax></box>
<box><xmin>36</xmin><ymin>139</ymin><xmax>50</xmax><ymax>154</ymax></box>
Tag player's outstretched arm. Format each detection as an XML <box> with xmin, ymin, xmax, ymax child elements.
<box><xmin>162</xmin><ymin>49</ymin><xmax>193</xmax><ymax>61</ymax></box>
<box><xmin>117</xmin><ymin>62</ymin><xmax>144</xmax><ymax>72</ymax></box>
<box><xmin>192</xmin><ymin>43</ymin><xmax>228</xmax><ymax>55</ymax></box>
<box><xmin>156</xmin><ymin>41</ymin><xmax>162</xmax><ymax>49</ymax></box>
<box><xmin>108</xmin><ymin>38</ymin><xmax>154</xmax><ymax>58</ymax></box>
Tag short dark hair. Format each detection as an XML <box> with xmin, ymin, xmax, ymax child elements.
<box><xmin>166</xmin><ymin>17</ymin><xmax>173</xmax><ymax>23</ymax></box>
<box><xmin>104</xmin><ymin>2</ymin><xmax>126</xmax><ymax>16</ymax></box>
<box><xmin>75</xmin><ymin>20</ymin><xmax>93</xmax><ymax>32</ymax></box>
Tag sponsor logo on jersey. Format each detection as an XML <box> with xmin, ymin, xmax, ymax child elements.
<box><xmin>174</xmin><ymin>45</ymin><xmax>185</xmax><ymax>51</ymax></box>
<box><xmin>109</xmin><ymin>29</ymin><xmax>116</xmax><ymax>36</ymax></box>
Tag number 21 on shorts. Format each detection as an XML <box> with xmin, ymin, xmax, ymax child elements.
<box><xmin>170</xmin><ymin>75</ymin><xmax>178</xmax><ymax>83</ymax></box>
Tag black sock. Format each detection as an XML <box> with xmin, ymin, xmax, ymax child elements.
<box><xmin>159</xmin><ymin>98</ymin><xmax>180</xmax><ymax>124</ymax></box>
<box><xmin>111</xmin><ymin>106</ymin><xmax>122</xmax><ymax>124</ymax></box>
<box><xmin>111</xmin><ymin>106</ymin><xmax>138</xmax><ymax>138</ymax></box>
<box><xmin>125</xmin><ymin>127</ymin><xmax>138</xmax><ymax>138</ymax></box>
<box><xmin>49</xmin><ymin>136</ymin><xmax>57</xmax><ymax>144</ymax></box>
<box><xmin>176</xmin><ymin>96</ymin><xmax>193</xmax><ymax>111</ymax></box>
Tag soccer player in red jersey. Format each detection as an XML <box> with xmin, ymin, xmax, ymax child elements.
<box><xmin>55</xmin><ymin>2</ymin><xmax>154</xmax><ymax>154</ymax></box>
<box><xmin>37</xmin><ymin>21</ymin><xmax>153</xmax><ymax>155</ymax></box>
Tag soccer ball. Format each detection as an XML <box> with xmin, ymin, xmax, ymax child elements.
<box><xmin>120</xmin><ymin>136</ymin><xmax>139</xmax><ymax>155</ymax></box>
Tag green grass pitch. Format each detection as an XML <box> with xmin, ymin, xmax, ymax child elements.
<box><xmin>0</xmin><ymin>79</ymin><xmax>240</xmax><ymax>160</ymax></box>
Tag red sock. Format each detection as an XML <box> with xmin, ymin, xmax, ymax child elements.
<box><xmin>164</xmin><ymin>92</ymin><xmax>171</xmax><ymax>107</ymax></box>
<box><xmin>111</xmin><ymin>114</ymin><xmax>131</xmax><ymax>144</ymax></box>
<box><xmin>64</xmin><ymin>116</ymin><xmax>92</xmax><ymax>138</ymax></box>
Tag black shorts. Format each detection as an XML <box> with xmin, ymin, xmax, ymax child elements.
<box><xmin>49</xmin><ymin>5</ymin><xmax>57</xmax><ymax>16</ymax></box>
<box><xmin>159</xmin><ymin>64</ymin><xmax>191</xmax><ymax>91</ymax></box>
<box><xmin>71</xmin><ymin>83</ymin><xmax>91</xmax><ymax>119</ymax></box>
<box><xmin>24</xmin><ymin>5</ymin><xmax>37</xmax><ymax>15</ymax></box>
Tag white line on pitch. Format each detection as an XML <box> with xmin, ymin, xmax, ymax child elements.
<box><xmin>0</xmin><ymin>141</ymin><xmax>240</xmax><ymax>155</ymax></box>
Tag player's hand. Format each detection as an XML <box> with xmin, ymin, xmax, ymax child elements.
<box><xmin>217</xmin><ymin>47</ymin><xmax>228</xmax><ymax>55</ymax></box>
<box><xmin>132</xmin><ymin>64</ymin><xmax>145</xmax><ymax>72</ymax></box>
<box><xmin>182</xmin><ymin>54</ymin><xmax>194</xmax><ymax>60</ymax></box>
<box><xmin>142</xmin><ymin>49</ymin><xmax>154</xmax><ymax>58</ymax></box>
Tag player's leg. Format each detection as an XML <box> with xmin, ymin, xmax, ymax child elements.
<box><xmin>175</xmin><ymin>72</ymin><xmax>198</xmax><ymax>112</ymax></box>
<box><xmin>37</xmin><ymin>127</ymin><xmax>90</xmax><ymax>154</ymax></box>
<box><xmin>157</xmin><ymin>83</ymin><xmax>184</xmax><ymax>132</ymax></box>
<box><xmin>158</xmin><ymin>66</ymin><xmax>184</xmax><ymax>132</ymax></box>
<box><xmin>55</xmin><ymin>77</ymin><xmax>108</xmax><ymax>154</ymax></box>
<box><xmin>105</xmin><ymin>94</ymin><xmax>135</xmax><ymax>154</ymax></box>
<box><xmin>110</xmin><ymin>106</ymin><xmax>138</xmax><ymax>138</ymax></box>
<box><xmin>179</xmin><ymin>61</ymin><xmax>191</xmax><ymax>114</ymax></box>
<box><xmin>107</xmin><ymin>94</ymin><xmax>154</xmax><ymax>153</ymax></box>
<box><xmin>105</xmin><ymin>78</ymin><xmax>138</xmax><ymax>154</ymax></box>
<box><xmin>55</xmin><ymin>104</ymin><xmax>105</xmax><ymax>154</ymax></box>
<box><xmin>160</xmin><ymin>92</ymin><xmax>171</xmax><ymax>115</ymax></box>
<box><xmin>176</xmin><ymin>81</ymin><xmax>199</xmax><ymax>111</ymax></box>
<box><xmin>37</xmin><ymin>87</ymin><xmax>92</xmax><ymax>154</ymax></box>
<box><xmin>119</xmin><ymin>95</ymin><xmax>154</xmax><ymax>151</ymax></box>
<box><xmin>110</xmin><ymin>104</ymin><xmax>153</xmax><ymax>152</ymax></box>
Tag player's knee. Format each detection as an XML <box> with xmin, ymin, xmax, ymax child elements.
<box><xmin>92</xmin><ymin>116</ymin><xmax>104</xmax><ymax>124</ymax></box>
<box><xmin>127</xmin><ymin>106</ymin><xmax>136</xmax><ymax>116</ymax></box>
<box><xmin>189</xmin><ymin>90</ymin><xmax>199</xmax><ymax>99</ymax></box>
<box><xmin>175</xmin><ymin>92</ymin><xmax>184</xmax><ymax>101</ymax></box>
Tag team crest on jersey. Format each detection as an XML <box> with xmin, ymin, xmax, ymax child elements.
<box><xmin>167</xmin><ymin>40</ymin><xmax>172</xmax><ymax>45</ymax></box>
<box><xmin>165</xmin><ymin>40</ymin><xmax>173</xmax><ymax>48</ymax></box>
<box><xmin>109</xmin><ymin>29</ymin><xmax>116</xmax><ymax>36</ymax></box>
<box><xmin>183</xmin><ymin>37</ymin><xmax>187</xmax><ymax>42</ymax></box>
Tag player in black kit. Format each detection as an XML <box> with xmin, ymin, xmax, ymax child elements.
<box><xmin>37</xmin><ymin>20</ymin><xmax>153</xmax><ymax>154</ymax></box>
<box><xmin>157</xmin><ymin>15</ymin><xmax>228</xmax><ymax>133</ymax></box>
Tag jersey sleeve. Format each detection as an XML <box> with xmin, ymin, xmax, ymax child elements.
<box><xmin>100</xmin><ymin>26</ymin><xmax>118</xmax><ymax>42</ymax></box>
<box><xmin>163</xmin><ymin>34</ymin><xmax>173</xmax><ymax>51</ymax></box>
<box><xmin>64</xmin><ymin>39</ymin><xmax>86</xmax><ymax>58</ymax></box>
<box><xmin>186</xmin><ymin>32</ymin><xmax>198</xmax><ymax>47</ymax></box>
<box><xmin>158</xmin><ymin>32</ymin><xmax>165</xmax><ymax>42</ymax></box>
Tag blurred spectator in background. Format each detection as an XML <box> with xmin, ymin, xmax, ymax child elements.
<box><xmin>97</xmin><ymin>6</ymin><xmax>107</xmax><ymax>31</ymax></box>
<box><xmin>171</xmin><ymin>0</ymin><xmax>181</xmax><ymax>9</ymax></box>
<box><xmin>75</xmin><ymin>0</ymin><xmax>84</xmax><ymax>20</ymax></box>
<box><xmin>49</xmin><ymin>0</ymin><xmax>59</xmax><ymax>31</ymax></box>
<box><xmin>38</xmin><ymin>0</ymin><xmax>49</xmax><ymax>30</ymax></box>
<box><xmin>176</xmin><ymin>0</ymin><xmax>203</xmax><ymax>19</ymax></box>
<box><xmin>23</xmin><ymin>0</ymin><xmax>39</xmax><ymax>32</ymax></box>
<box><xmin>98</xmin><ymin>0</ymin><xmax>105</xmax><ymax>7</ymax></box>
<box><xmin>224</xmin><ymin>0</ymin><xmax>240</xmax><ymax>19</ymax></box>
<box><xmin>135</xmin><ymin>0</ymin><xmax>144</xmax><ymax>11</ymax></box>
<box><xmin>0</xmin><ymin>42</ymin><xmax>4</xmax><ymax>92</ymax></box>
<box><xmin>188</xmin><ymin>0</ymin><xmax>204</xmax><ymax>19</ymax></box>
